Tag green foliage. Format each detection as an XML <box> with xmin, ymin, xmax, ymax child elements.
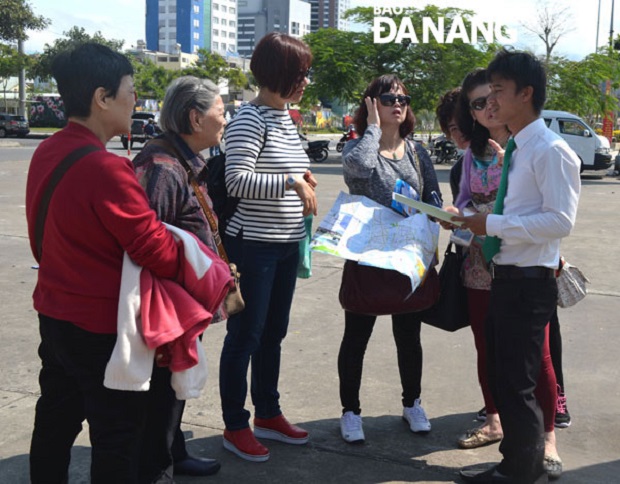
<box><xmin>132</xmin><ymin>58</ymin><xmax>175</xmax><ymax>101</ymax></box>
<box><xmin>0</xmin><ymin>0</ymin><xmax>49</xmax><ymax>42</ymax></box>
<box><xmin>181</xmin><ymin>49</ymin><xmax>229</xmax><ymax>83</ymax></box>
<box><xmin>546</xmin><ymin>53</ymin><xmax>620</xmax><ymax>119</ymax></box>
<box><xmin>29</xmin><ymin>27</ymin><xmax>125</xmax><ymax>81</ymax></box>
<box><xmin>0</xmin><ymin>42</ymin><xmax>30</xmax><ymax>79</ymax></box>
<box><xmin>225</xmin><ymin>67</ymin><xmax>248</xmax><ymax>91</ymax></box>
<box><xmin>305</xmin><ymin>6</ymin><xmax>499</xmax><ymax>114</ymax></box>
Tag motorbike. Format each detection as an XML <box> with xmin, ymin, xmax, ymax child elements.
<box><xmin>433</xmin><ymin>137</ymin><xmax>458</xmax><ymax>164</ymax></box>
<box><xmin>336</xmin><ymin>126</ymin><xmax>358</xmax><ymax>152</ymax></box>
<box><xmin>305</xmin><ymin>140</ymin><xmax>330</xmax><ymax>163</ymax></box>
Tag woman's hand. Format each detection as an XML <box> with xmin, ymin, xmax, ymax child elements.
<box><xmin>365</xmin><ymin>96</ymin><xmax>380</xmax><ymax>128</ymax></box>
<box><xmin>294</xmin><ymin>179</ymin><xmax>318</xmax><ymax>216</ymax></box>
<box><xmin>488</xmin><ymin>138</ymin><xmax>505</xmax><ymax>166</ymax></box>
<box><xmin>439</xmin><ymin>206</ymin><xmax>462</xmax><ymax>230</ymax></box>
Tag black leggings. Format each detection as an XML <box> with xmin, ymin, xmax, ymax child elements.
<box><xmin>548</xmin><ymin>307</ymin><xmax>564</xmax><ymax>391</ymax></box>
<box><xmin>338</xmin><ymin>311</ymin><xmax>423</xmax><ymax>414</ymax></box>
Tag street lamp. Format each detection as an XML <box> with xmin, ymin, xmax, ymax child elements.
<box><xmin>610</xmin><ymin>0</ymin><xmax>616</xmax><ymax>49</ymax></box>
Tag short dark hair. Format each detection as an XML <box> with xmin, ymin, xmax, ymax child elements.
<box><xmin>436</xmin><ymin>87</ymin><xmax>462</xmax><ymax>135</ymax></box>
<box><xmin>52</xmin><ymin>42</ymin><xmax>134</xmax><ymax>119</ymax></box>
<box><xmin>353</xmin><ymin>74</ymin><xmax>416</xmax><ymax>139</ymax></box>
<box><xmin>487</xmin><ymin>48</ymin><xmax>546</xmax><ymax>114</ymax></box>
<box><xmin>250</xmin><ymin>32</ymin><xmax>313</xmax><ymax>98</ymax></box>
<box><xmin>456</xmin><ymin>68</ymin><xmax>492</xmax><ymax>158</ymax></box>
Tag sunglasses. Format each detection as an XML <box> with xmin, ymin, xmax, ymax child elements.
<box><xmin>469</xmin><ymin>96</ymin><xmax>488</xmax><ymax>111</ymax></box>
<box><xmin>379</xmin><ymin>94</ymin><xmax>411</xmax><ymax>107</ymax></box>
<box><xmin>297</xmin><ymin>68</ymin><xmax>311</xmax><ymax>81</ymax></box>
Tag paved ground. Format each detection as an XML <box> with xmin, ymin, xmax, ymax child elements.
<box><xmin>0</xmin><ymin>140</ymin><xmax>619</xmax><ymax>483</ymax></box>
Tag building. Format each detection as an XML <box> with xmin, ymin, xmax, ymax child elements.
<box><xmin>145</xmin><ymin>0</ymin><xmax>238</xmax><ymax>56</ymax></box>
<box><xmin>126</xmin><ymin>40</ymin><xmax>200</xmax><ymax>69</ymax></box>
<box><xmin>307</xmin><ymin>0</ymin><xmax>350</xmax><ymax>32</ymax></box>
<box><xmin>237</xmin><ymin>0</ymin><xmax>311</xmax><ymax>57</ymax></box>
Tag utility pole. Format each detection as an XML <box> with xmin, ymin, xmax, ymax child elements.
<box><xmin>610</xmin><ymin>0</ymin><xmax>616</xmax><ymax>50</ymax></box>
<box><xmin>597</xmin><ymin>0</ymin><xmax>602</xmax><ymax>50</ymax></box>
<box><xmin>18</xmin><ymin>39</ymin><xmax>26</xmax><ymax>117</ymax></box>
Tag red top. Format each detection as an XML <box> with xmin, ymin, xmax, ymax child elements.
<box><xmin>25</xmin><ymin>122</ymin><xmax>181</xmax><ymax>334</ymax></box>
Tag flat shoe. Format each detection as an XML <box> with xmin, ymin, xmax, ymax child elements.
<box><xmin>544</xmin><ymin>455</ymin><xmax>563</xmax><ymax>480</ymax></box>
<box><xmin>458</xmin><ymin>428</ymin><xmax>503</xmax><ymax>449</ymax></box>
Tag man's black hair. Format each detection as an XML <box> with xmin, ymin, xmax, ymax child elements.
<box><xmin>52</xmin><ymin>42</ymin><xmax>134</xmax><ymax>119</ymax></box>
<box><xmin>487</xmin><ymin>48</ymin><xmax>546</xmax><ymax>115</ymax></box>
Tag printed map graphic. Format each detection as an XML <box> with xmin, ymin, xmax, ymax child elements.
<box><xmin>310</xmin><ymin>192</ymin><xmax>439</xmax><ymax>293</ymax></box>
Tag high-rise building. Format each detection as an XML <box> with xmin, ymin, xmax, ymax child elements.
<box><xmin>237</xmin><ymin>0</ymin><xmax>311</xmax><ymax>57</ymax></box>
<box><xmin>307</xmin><ymin>0</ymin><xmax>350</xmax><ymax>32</ymax></box>
<box><xmin>145</xmin><ymin>0</ymin><xmax>238</xmax><ymax>56</ymax></box>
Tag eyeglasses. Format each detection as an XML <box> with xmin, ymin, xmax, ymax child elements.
<box><xmin>469</xmin><ymin>96</ymin><xmax>488</xmax><ymax>111</ymax></box>
<box><xmin>379</xmin><ymin>94</ymin><xmax>411</xmax><ymax>107</ymax></box>
<box><xmin>297</xmin><ymin>68</ymin><xmax>311</xmax><ymax>82</ymax></box>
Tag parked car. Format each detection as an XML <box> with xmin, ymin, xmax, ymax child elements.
<box><xmin>0</xmin><ymin>113</ymin><xmax>30</xmax><ymax>138</ymax></box>
<box><xmin>542</xmin><ymin>110</ymin><xmax>612</xmax><ymax>173</ymax></box>
<box><xmin>120</xmin><ymin>112</ymin><xmax>160</xmax><ymax>149</ymax></box>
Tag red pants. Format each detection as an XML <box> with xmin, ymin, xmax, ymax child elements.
<box><xmin>467</xmin><ymin>288</ymin><xmax>557</xmax><ymax>432</ymax></box>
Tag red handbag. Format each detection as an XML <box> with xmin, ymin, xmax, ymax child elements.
<box><xmin>338</xmin><ymin>260</ymin><xmax>440</xmax><ymax>316</ymax></box>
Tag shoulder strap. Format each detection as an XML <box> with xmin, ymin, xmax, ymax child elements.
<box><xmin>406</xmin><ymin>140</ymin><xmax>424</xmax><ymax>197</ymax></box>
<box><xmin>34</xmin><ymin>144</ymin><xmax>101</xmax><ymax>261</ymax></box>
<box><xmin>151</xmin><ymin>136</ymin><xmax>230</xmax><ymax>264</ymax></box>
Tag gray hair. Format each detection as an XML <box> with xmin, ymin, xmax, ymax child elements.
<box><xmin>159</xmin><ymin>76</ymin><xmax>220</xmax><ymax>135</ymax></box>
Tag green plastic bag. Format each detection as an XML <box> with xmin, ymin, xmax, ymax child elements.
<box><xmin>297</xmin><ymin>214</ymin><xmax>313</xmax><ymax>278</ymax></box>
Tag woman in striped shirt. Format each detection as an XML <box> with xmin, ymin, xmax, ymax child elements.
<box><xmin>219</xmin><ymin>32</ymin><xmax>317</xmax><ymax>463</ymax></box>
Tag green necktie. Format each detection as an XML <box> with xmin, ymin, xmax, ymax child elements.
<box><xmin>482</xmin><ymin>137</ymin><xmax>516</xmax><ymax>263</ymax></box>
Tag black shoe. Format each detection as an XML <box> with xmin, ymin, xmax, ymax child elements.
<box><xmin>174</xmin><ymin>455</ymin><xmax>221</xmax><ymax>476</ymax></box>
<box><xmin>460</xmin><ymin>465</ymin><xmax>514</xmax><ymax>483</ymax></box>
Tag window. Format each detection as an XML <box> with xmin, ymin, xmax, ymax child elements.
<box><xmin>559</xmin><ymin>120</ymin><xmax>591</xmax><ymax>137</ymax></box>
<box><xmin>213</xmin><ymin>41</ymin><xmax>219</xmax><ymax>50</ymax></box>
<box><xmin>213</xmin><ymin>29</ymin><xmax>219</xmax><ymax>36</ymax></box>
<box><xmin>213</xmin><ymin>3</ymin><xmax>219</xmax><ymax>10</ymax></box>
<box><xmin>230</xmin><ymin>7</ymin><xmax>236</xmax><ymax>14</ymax></box>
<box><xmin>221</xmin><ymin>43</ymin><xmax>227</xmax><ymax>51</ymax></box>
<box><xmin>169</xmin><ymin>19</ymin><xmax>176</xmax><ymax>27</ymax></box>
<box><xmin>159</xmin><ymin>5</ymin><xmax>166</xmax><ymax>13</ymax></box>
<box><xmin>229</xmin><ymin>32</ymin><xmax>235</xmax><ymax>38</ymax></box>
<box><xmin>213</xmin><ymin>16</ymin><xmax>219</xmax><ymax>24</ymax></box>
<box><xmin>230</xmin><ymin>20</ymin><xmax>236</xmax><ymax>27</ymax></box>
<box><xmin>222</xmin><ymin>19</ymin><xmax>227</xmax><ymax>26</ymax></box>
<box><xmin>221</xmin><ymin>5</ymin><xmax>227</xmax><ymax>12</ymax></box>
<box><xmin>193</xmin><ymin>5</ymin><xmax>200</xmax><ymax>13</ymax></box>
<box><xmin>193</xmin><ymin>19</ymin><xmax>199</xmax><ymax>27</ymax></box>
<box><xmin>193</xmin><ymin>32</ymin><xmax>200</xmax><ymax>40</ymax></box>
<box><xmin>291</xmin><ymin>21</ymin><xmax>299</xmax><ymax>35</ymax></box>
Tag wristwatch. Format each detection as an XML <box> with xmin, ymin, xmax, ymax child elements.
<box><xmin>286</xmin><ymin>174</ymin><xmax>298</xmax><ymax>189</ymax></box>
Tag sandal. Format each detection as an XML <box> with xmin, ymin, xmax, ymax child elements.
<box><xmin>457</xmin><ymin>428</ymin><xmax>503</xmax><ymax>449</ymax></box>
<box><xmin>544</xmin><ymin>455</ymin><xmax>563</xmax><ymax>480</ymax></box>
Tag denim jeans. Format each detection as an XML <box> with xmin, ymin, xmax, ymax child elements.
<box><xmin>219</xmin><ymin>235</ymin><xmax>299</xmax><ymax>430</ymax></box>
<box><xmin>30</xmin><ymin>315</ymin><xmax>151</xmax><ymax>484</ymax></box>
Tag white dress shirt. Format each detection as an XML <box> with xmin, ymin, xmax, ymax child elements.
<box><xmin>485</xmin><ymin>117</ymin><xmax>581</xmax><ymax>268</ymax></box>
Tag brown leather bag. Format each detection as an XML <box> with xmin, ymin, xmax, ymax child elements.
<box><xmin>339</xmin><ymin>261</ymin><xmax>439</xmax><ymax>316</ymax></box>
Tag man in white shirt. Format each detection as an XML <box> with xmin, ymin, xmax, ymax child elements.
<box><xmin>454</xmin><ymin>49</ymin><xmax>581</xmax><ymax>483</ymax></box>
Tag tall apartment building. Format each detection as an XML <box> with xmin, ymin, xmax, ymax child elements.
<box><xmin>307</xmin><ymin>0</ymin><xmax>350</xmax><ymax>32</ymax></box>
<box><xmin>237</xmin><ymin>0</ymin><xmax>311</xmax><ymax>57</ymax></box>
<box><xmin>145</xmin><ymin>0</ymin><xmax>238</xmax><ymax>56</ymax></box>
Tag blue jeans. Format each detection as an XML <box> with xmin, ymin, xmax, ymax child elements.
<box><xmin>219</xmin><ymin>235</ymin><xmax>299</xmax><ymax>430</ymax></box>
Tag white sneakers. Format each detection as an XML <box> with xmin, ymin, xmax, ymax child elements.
<box><xmin>340</xmin><ymin>400</ymin><xmax>431</xmax><ymax>444</ymax></box>
<box><xmin>340</xmin><ymin>411</ymin><xmax>365</xmax><ymax>443</ymax></box>
<box><xmin>403</xmin><ymin>398</ymin><xmax>431</xmax><ymax>433</ymax></box>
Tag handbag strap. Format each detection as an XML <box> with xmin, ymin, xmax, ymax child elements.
<box><xmin>34</xmin><ymin>144</ymin><xmax>101</xmax><ymax>261</ymax></box>
<box><xmin>149</xmin><ymin>136</ymin><xmax>230</xmax><ymax>264</ymax></box>
<box><xmin>406</xmin><ymin>140</ymin><xmax>424</xmax><ymax>197</ymax></box>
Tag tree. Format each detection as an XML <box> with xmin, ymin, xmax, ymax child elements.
<box><xmin>29</xmin><ymin>27</ymin><xmax>125</xmax><ymax>81</ymax></box>
<box><xmin>132</xmin><ymin>59</ymin><xmax>176</xmax><ymax>101</ymax></box>
<box><xmin>181</xmin><ymin>49</ymin><xmax>230</xmax><ymax>84</ymax></box>
<box><xmin>304</xmin><ymin>6</ymin><xmax>499</xmax><ymax>114</ymax></box>
<box><xmin>520</xmin><ymin>0</ymin><xmax>574</xmax><ymax>67</ymax></box>
<box><xmin>0</xmin><ymin>0</ymin><xmax>49</xmax><ymax>42</ymax></box>
<box><xmin>225</xmin><ymin>67</ymin><xmax>248</xmax><ymax>92</ymax></box>
<box><xmin>0</xmin><ymin>43</ymin><xmax>30</xmax><ymax>110</ymax></box>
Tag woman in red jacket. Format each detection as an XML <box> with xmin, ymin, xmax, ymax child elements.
<box><xmin>25</xmin><ymin>43</ymin><xmax>190</xmax><ymax>484</ymax></box>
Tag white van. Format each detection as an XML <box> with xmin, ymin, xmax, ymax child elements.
<box><xmin>541</xmin><ymin>110</ymin><xmax>612</xmax><ymax>172</ymax></box>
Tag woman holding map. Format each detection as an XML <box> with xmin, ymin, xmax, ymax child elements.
<box><xmin>338</xmin><ymin>74</ymin><xmax>442</xmax><ymax>444</ymax></box>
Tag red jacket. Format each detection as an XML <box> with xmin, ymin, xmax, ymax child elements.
<box><xmin>25</xmin><ymin>122</ymin><xmax>182</xmax><ymax>334</ymax></box>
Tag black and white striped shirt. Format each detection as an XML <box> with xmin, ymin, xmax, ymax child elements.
<box><xmin>224</xmin><ymin>103</ymin><xmax>310</xmax><ymax>242</ymax></box>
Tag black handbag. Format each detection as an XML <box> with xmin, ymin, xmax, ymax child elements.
<box><xmin>421</xmin><ymin>242</ymin><xmax>469</xmax><ymax>332</ymax></box>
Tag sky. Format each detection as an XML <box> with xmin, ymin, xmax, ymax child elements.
<box><xmin>23</xmin><ymin>0</ymin><xmax>615</xmax><ymax>61</ymax></box>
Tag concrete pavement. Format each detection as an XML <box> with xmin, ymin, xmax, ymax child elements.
<box><xmin>0</xmin><ymin>144</ymin><xmax>619</xmax><ymax>483</ymax></box>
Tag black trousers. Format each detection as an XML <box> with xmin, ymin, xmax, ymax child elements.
<box><xmin>338</xmin><ymin>310</ymin><xmax>423</xmax><ymax>414</ymax></box>
<box><xmin>30</xmin><ymin>315</ymin><xmax>151</xmax><ymax>484</ymax></box>
<box><xmin>486</xmin><ymin>278</ymin><xmax>557</xmax><ymax>483</ymax></box>
<box><xmin>548</xmin><ymin>308</ymin><xmax>564</xmax><ymax>391</ymax></box>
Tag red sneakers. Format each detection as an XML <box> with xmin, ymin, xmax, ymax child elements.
<box><xmin>253</xmin><ymin>414</ymin><xmax>309</xmax><ymax>445</ymax></box>
<box><xmin>223</xmin><ymin>428</ymin><xmax>270</xmax><ymax>462</ymax></box>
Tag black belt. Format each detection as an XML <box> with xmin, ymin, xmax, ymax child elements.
<box><xmin>490</xmin><ymin>264</ymin><xmax>555</xmax><ymax>280</ymax></box>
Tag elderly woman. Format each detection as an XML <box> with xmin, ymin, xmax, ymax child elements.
<box><xmin>25</xmin><ymin>43</ymin><xmax>187</xmax><ymax>483</ymax></box>
<box><xmin>219</xmin><ymin>32</ymin><xmax>317</xmax><ymax>463</ymax></box>
<box><xmin>338</xmin><ymin>74</ymin><xmax>442</xmax><ymax>444</ymax></box>
<box><xmin>133</xmin><ymin>76</ymin><xmax>227</xmax><ymax>479</ymax></box>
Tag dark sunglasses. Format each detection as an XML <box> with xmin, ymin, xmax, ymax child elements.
<box><xmin>297</xmin><ymin>68</ymin><xmax>311</xmax><ymax>81</ymax></box>
<box><xmin>379</xmin><ymin>94</ymin><xmax>411</xmax><ymax>107</ymax></box>
<box><xmin>469</xmin><ymin>96</ymin><xmax>488</xmax><ymax>111</ymax></box>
